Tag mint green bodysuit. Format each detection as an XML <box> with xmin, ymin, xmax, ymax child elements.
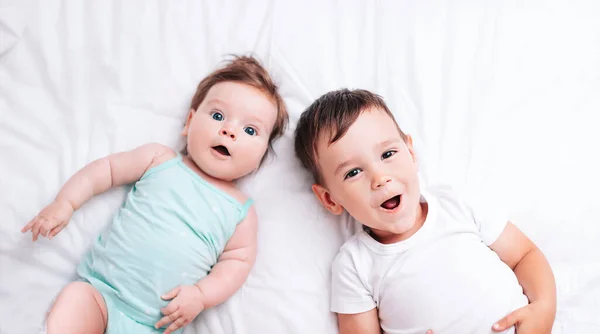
<box><xmin>77</xmin><ymin>154</ymin><xmax>253</xmax><ymax>333</ymax></box>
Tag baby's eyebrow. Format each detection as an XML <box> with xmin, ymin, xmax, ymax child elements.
<box><xmin>247</xmin><ymin>115</ymin><xmax>265</xmax><ymax>127</ymax></box>
<box><xmin>206</xmin><ymin>98</ymin><xmax>228</xmax><ymax>108</ymax></box>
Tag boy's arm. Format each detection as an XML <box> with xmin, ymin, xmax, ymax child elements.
<box><xmin>22</xmin><ymin>143</ymin><xmax>174</xmax><ymax>240</ymax></box>
<box><xmin>338</xmin><ymin>309</ymin><xmax>381</xmax><ymax>334</ymax></box>
<box><xmin>338</xmin><ymin>311</ymin><xmax>434</xmax><ymax>334</ymax></box>
<box><xmin>489</xmin><ymin>222</ymin><xmax>556</xmax><ymax>333</ymax></box>
<box><xmin>194</xmin><ymin>207</ymin><xmax>258</xmax><ymax>308</ymax></box>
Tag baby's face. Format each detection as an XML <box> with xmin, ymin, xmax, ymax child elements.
<box><xmin>314</xmin><ymin>108</ymin><xmax>422</xmax><ymax>238</ymax></box>
<box><xmin>183</xmin><ymin>82</ymin><xmax>277</xmax><ymax>181</ymax></box>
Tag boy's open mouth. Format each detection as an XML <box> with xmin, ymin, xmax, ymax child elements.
<box><xmin>212</xmin><ymin>145</ymin><xmax>230</xmax><ymax>156</ymax></box>
<box><xmin>380</xmin><ymin>195</ymin><xmax>401</xmax><ymax>210</ymax></box>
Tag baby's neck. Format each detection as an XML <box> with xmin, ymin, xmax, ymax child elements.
<box><xmin>369</xmin><ymin>202</ymin><xmax>428</xmax><ymax>244</ymax></box>
<box><xmin>181</xmin><ymin>154</ymin><xmax>234</xmax><ymax>187</ymax></box>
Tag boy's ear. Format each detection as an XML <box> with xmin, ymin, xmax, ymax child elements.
<box><xmin>405</xmin><ymin>134</ymin><xmax>418</xmax><ymax>168</ymax></box>
<box><xmin>182</xmin><ymin>109</ymin><xmax>195</xmax><ymax>136</ymax></box>
<box><xmin>312</xmin><ymin>184</ymin><xmax>343</xmax><ymax>215</ymax></box>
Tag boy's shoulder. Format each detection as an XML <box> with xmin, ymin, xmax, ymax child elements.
<box><xmin>423</xmin><ymin>183</ymin><xmax>465</xmax><ymax>205</ymax></box>
<box><xmin>334</xmin><ymin>234</ymin><xmax>365</xmax><ymax>264</ymax></box>
<box><xmin>424</xmin><ymin>183</ymin><xmax>508</xmax><ymax>245</ymax></box>
<box><xmin>423</xmin><ymin>183</ymin><xmax>502</xmax><ymax>214</ymax></box>
<box><xmin>422</xmin><ymin>183</ymin><xmax>473</xmax><ymax>217</ymax></box>
<box><xmin>332</xmin><ymin>231</ymin><xmax>375</xmax><ymax>274</ymax></box>
<box><xmin>336</xmin><ymin>233</ymin><xmax>363</xmax><ymax>256</ymax></box>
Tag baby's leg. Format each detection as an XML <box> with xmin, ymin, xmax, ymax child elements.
<box><xmin>46</xmin><ymin>281</ymin><xmax>107</xmax><ymax>334</ymax></box>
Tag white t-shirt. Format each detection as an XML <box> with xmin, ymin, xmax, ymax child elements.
<box><xmin>331</xmin><ymin>185</ymin><xmax>528</xmax><ymax>334</ymax></box>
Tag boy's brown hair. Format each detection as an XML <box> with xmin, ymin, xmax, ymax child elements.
<box><xmin>294</xmin><ymin>89</ymin><xmax>407</xmax><ymax>184</ymax></box>
<box><xmin>189</xmin><ymin>55</ymin><xmax>288</xmax><ymax>155</ymax></box>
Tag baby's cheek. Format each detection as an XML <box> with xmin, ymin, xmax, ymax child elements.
<box><xmin>248</xmin><ymin>143</ymin><xmax>267</xmax><ymax>162</ymax></box>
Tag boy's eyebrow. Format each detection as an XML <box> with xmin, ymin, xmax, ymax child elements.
<box><xmin>379</xmin><ymin>139</ymin><xmax>401</xmax><ymax>147</ymax></box>
<box><xmin>334</xmin><ymin>160</ymin><xmax>353</xmax><ymax>176</ymax></box>
<box><xmin>333</xmin><ymin>139</ymin><xmax>401</xmax><ymax>175</ymax></box>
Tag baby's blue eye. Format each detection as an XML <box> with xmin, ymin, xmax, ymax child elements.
<box><xmin>212</xmin><ymin>112</ymin><xmax>224</xmax><ymax>121</ymax></box>
<box><xmin>244</xmin><ymin>127</ymin><xmax>256</xmax><ymax>136</ymax></box>
<box><xmin>382</xmin><ymin>150</ymin><xmax>396</xmax><ymax>160</ymax></box>
<box><xmin>344</xmin><ymin>168</ymin><xmax>362</xmax><ymax>180</ymax></box>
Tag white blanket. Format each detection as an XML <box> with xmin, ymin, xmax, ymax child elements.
<box><xmin>1</xmin><ymin>1</ymin><xmax>599</xmax><ymax>333</ymax></box>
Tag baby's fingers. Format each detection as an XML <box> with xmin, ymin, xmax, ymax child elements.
<box><xmin>164</xmin><ymin>317</ymin><xmax>186</xmax><ymax>334</ymax></box>
<box><xmin>31</xmin><ymin>218</ymin><xmax>48</xmax><ymax>241</ymax></box>
<box><xmin>155</xmin><ymin>309</ymin><xmax>181</xmax><ymax>329</ymax></box>
<box><xmin>48</xmin><ymin>223</ymin><xmax>66</xmax><ymax>239</ymax></box>
<box><xmin>160</xmin><ymin>300</ymin><xmax>180</xmax><ymax>317</ymax></box>
<box><xmin>21</xmin><ymin>218</ymin><xmax>38</xmax><ymax>233</ymax></box>
<box><xmin>40</xmin><ymin>219</ymin><xmax>59</xmax><ymax>238</ymax></box>
<box><xmin>161</xmin><ymin>286</ymin><xmax>182</xmax><ymax>301</ymax></box>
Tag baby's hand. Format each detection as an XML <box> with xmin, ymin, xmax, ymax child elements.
<box><xmin>492</xmin><ymin>300</ymin><xmax>554</xmax><ymax>334</ymax></box>
<box><xmin>156</xmin><ymin>285</ymin><xmax>205</xmax><ymax>334</ymax></box>
<box><xmin>21</xmin><ymin>199</ymin><xmax>74</xmax><ymax>241</ymax></box>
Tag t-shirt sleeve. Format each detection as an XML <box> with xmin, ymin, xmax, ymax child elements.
<box><xmin>467</xmin><ymin>195</ymin><xmax>509</xmax><ymax>246</ymax></box>
<box><xmin>330</xmin><ymin>245</ymin><xmax>376</xmax><ymax>314</ymax></box>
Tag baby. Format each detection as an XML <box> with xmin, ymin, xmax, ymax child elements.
<box><xmin>22</xmin><ymin>56</ymin><xmax>288</xmax><ymax>334</ymax></box>
<box><xmin>294</xmin><ymin>89</ymin><xmax>556</xmax><ymax>334</ymax></box>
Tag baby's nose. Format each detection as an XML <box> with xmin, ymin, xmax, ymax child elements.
<box><xmin>220</xmin><ymin>128</ymin><xmax>236</xmax><ymax>140</ymax></box>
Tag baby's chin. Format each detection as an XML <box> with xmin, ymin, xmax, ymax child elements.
<box><xmin>203</xmin><ymin>166</ymin><xmax>243</xmax><ymax>182</ymax></box>
<box><xmin>200</xmin><ymin>161</ymin><xmax>257</xmax><ymax>182</ymax></box>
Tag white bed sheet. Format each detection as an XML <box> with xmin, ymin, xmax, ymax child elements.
<box><xmin>1</xmin><ymin>1</ymin><xmax>599</xmax><ymax>333</ymax></box>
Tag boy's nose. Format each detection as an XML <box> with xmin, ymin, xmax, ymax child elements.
<box><xmin>371</xmin><ymin>175</ymin><xmax>392</xmax><ymax>189</ymax></box>
<box><xmin>220</xmin><ymin>127</ymin><xmax>236</xmax><ymax>140</ymax></box>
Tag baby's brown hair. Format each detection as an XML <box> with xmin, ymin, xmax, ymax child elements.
<box><xmin>294</xmin><ymin>89</ymin><xmax>407</xmax><ymax>184</ymax></box>
<box><xmin>188</xmin><ymin>55</ymin><xmax>288</xmax><ymax>155</ymax></box>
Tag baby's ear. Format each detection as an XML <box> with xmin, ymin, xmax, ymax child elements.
<box><xmin>182</xmin><ymin>109</ymin><xmax>195</xmax><ymax>136</ymax></box>
<box><xmin>312</xmin><ymin>184</ymin><xmax>343</xmax><ymax>215</ymax></box>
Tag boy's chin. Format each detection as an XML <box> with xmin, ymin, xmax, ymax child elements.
<box><xmin>388</xmin><ymin>220</ymin><xmax>416</xmax><ymax>235</ymax></box>
<box><xmin>370</xmin><ymin>219</ymin><xmax>415</xmax><ymax>238</ymax></box>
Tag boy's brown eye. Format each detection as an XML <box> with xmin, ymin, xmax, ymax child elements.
<box><xmin>382</xmin><ymin>150</ymin><xmax>396</xmax><ymax>160</ymax></box>
<box><xmin>344</xmin><ymin>168</ymin><xmax>361</xmax><ymax>180</ymax></box>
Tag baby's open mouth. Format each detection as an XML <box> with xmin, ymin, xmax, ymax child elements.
<box><xmin>380</xmin><ymin>195</ymin><xmax>401</xmax><ymax>210</ymax></box>
<box><xmin>212</xmin><ymin>145</ymin><xmax>230</xmax><ymax>156</ymax></box>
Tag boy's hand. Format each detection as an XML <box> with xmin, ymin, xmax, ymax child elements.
<box><xmin>492</xmin><ymin>301</ymin><xmax>554</xmax><ymax>334</ymax></box>
<box><xmin>21</xmin><ymin>199</ymin><xmax>74</xmax><ymax>241</ymax></box>
<box><xmin>156</xmin><ymin>285</ymin><xmax>205</xmax><ymax>334</ymax></box>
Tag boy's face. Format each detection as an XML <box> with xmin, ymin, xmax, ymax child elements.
<box><xmin>313</xmin><ymin>108</ymin><xmax>422</xmax><ymax>238</ymax></box>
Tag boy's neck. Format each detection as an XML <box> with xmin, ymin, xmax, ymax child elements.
<box><xmin>369</xmin><ymin>201</ymin><xmax>428</xmax><ymax>244</ymax></box>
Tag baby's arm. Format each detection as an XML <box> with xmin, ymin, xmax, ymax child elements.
<box><xmin>156</xmin><ymin>208</ymin><xmax>257</xmax><ymax>333</ymax></box>
<box><xmin>338</xmin><ymin>309</ymin><xmax>381</xmax><ymax>334</ymax></box>
<box><xmin>196</xmin><ymin>207</ymin><xmax>258</xmax><ymax>307</ymax></box>
<box><xmin>22</xmin><ymin>143</ymin><xmax>174</xmax><ymax>240</ymax></box>
<box><xmin>489</xmin><ymin>222</ymin><xmax>556</xmax><ymax>333</ymax></box>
